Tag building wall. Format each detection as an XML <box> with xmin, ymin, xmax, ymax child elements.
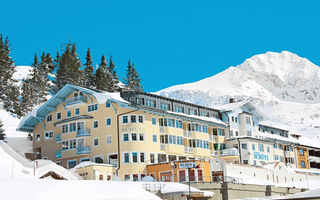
<box><xmin>32</xmin><ymin>91</ymin><xmax>229</xmax><ymax>181</ymax></box>
<box><xmin>296</xmin><ymin>147</ymin><xmax>309</xmax><ymax>169</ymax></box>
<box><xmin>76</xmin><ymin>164</ymin><xmax>115</xmax><ymax>180</ymax></box>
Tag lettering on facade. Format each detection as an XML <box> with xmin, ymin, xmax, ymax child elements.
<box><xmin>121</xmin><ymin>126</ymin><xmax>145</xmax><ymax>132</ymax></box>
<box><xmin>179</xmin><ymin>162</ymin><xmax>197</xmax><ymax>168</ymax></box>
<box><xmin>254</xmin><ymin>152</ymin><xmax>269</xmax><ymax>161</ymax></box>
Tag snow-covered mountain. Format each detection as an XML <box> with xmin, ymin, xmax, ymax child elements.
<box><xmin>157</xmin><ymin>51</ymin><xmax>320</xmax><ymax>139</ymax></box>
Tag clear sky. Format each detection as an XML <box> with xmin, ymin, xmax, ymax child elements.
<box><xmin>1</xmin><ymin>0</ymin><xmax>320</xmax><ymax>92</ymax></box>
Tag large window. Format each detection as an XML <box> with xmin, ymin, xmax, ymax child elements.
<box><xmin>67</xmin><ymin>110</ymin><xmax>72</xmax><ymax>118</ymax></box>
<box><xmin>131</xmin><ymin>116</ymin><xmax>136</xmax><ymax>123</ymax></box>
<box><xmin>241</xmin><ymin>144</ymin><xmax>247</xmax><ymax>150</ymax></box>
<box><xmin>160</xmin><ymin>102</ymin><xmax>170</xmax><ymax>110</ymax></box>
<box><xmin>124</xmin><ymin>153</ymin><xmax>130</xmax><ymax>163</ymax></box>
<box><xmin>176</xmin><ymin>120</ymin><xmax>182</xmax><ymax>129</ymax></box>
<box><xmin>67</xmin><ymin>160</ymin><xmax>77</xmax><ymax>169</ymax></box>
<box><xmin>62</xmin><ymin>139</ymin><xmax>76</xmax><ymax>151</ymax></box>
<box><xmin>146</xmin><ymin>99</ymin><xmax>156</xmax><ymax>107</ymax></box>
<box><xmin>88</xmin><ymin>104</ymin><xmax>98</xmax><ymax>112</ymax></box>
<box><xmin>174</xmin><ymin>106</ymin><xmax>184</xmax><ymax>113</ymax></box>
<box><xmin>123</xmin><ymin>116</ymin><xmax>128</xmax><ymax>124</ymax></box>
<box><xmin>138</xmin><ymin>116</ymin><xmax>144</xmax><ymax>123</ymax></box>
<box><xmin>75</xmin><ymin>108</ymin><xmax>80</xmax><ymax>116</ymax></box>
<box><xmin>123</xmin><ymin>134</ymin><xmax>129</xmax><ymax>142</ymax></box>
<box><xmin>152</xmin><ymin>117</ymin><xmax>156</xmax><ymax>125</ymax></box>
<box><xmin>106</xmin><ymin>118</ymin><xmax>111</xmax><ymax>126</ymax></box>
<box><xmin>44</xmin><ymin>131</ymin><xmax>53</xmax><ymax>140</ymax></box>
<box><xmin>62</xmin><ymin>124</ymin><xmax>69</xmax><ymax>133</ymax></box>
<box><xmin>46</xmin><ymin>115</ymin><xmax>52</xmax><ymax>122</ymax></box>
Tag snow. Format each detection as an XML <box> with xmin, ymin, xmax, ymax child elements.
<box><xmin>159</xmin><ymin>182</ymin><xmax>214</xmax><ymax>197</ymax></box>
<box><xmin>0</xmin><ymin>180</ymin><xmax>161</xmax><ymax>200</ymax></box>
<box><xmin>12</xmin><ymin>65</ymin><xmax>32</xmax><ymax>81</ymax></box>
<box><xmin>259</xmin><ymin>120</ymin><xmax>290</xmax><ymax>131</ymax></box>
<box><xmin>157</xmin><ymin>51</ymin><xmax>320</xmax><ymax>141</ymax></box>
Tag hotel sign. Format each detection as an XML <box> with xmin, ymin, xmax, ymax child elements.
<box><xmin>254</xmin><ymin>152</ymin><xmax>269</xmax><ymax>161</ymax></box>
<box><xmin>179</xmin><ymin>162</ymin><xmax>197</xmax><ymax>168</ymax></box>
<box><xmin>121</xmin><ymin>126</ymin><xmax>145</xmax><ymax>132</ymax></box>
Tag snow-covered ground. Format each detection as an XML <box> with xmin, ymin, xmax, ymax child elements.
<box><xmin>157</xmin><ymin>51</ymin><xmax>320</xmax><ymax>140</ymax></box>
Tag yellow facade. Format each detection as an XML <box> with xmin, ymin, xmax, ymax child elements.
<box><xmin>76</xmin><ymin>163</ymin><xmax>115</xmax><ymax>180</ymax></box>
<box><xmin>296</xmin><ymin>147</ymin><xmax>309</xmax><ymax>169</ymax></box>
<box><xmin>30</xmin><ymin>90</ymin><xmax>229</xmax><ymax>181</ymax></box>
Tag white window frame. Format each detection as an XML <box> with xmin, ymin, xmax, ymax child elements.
<box><xmin>44</xmin><ymin>131</ymin><xmax>54</xmax><ymax>140</ymax></box>
<box><xmin>93</xmin><ymin>120</ymin><xmax>99</xmax><ymax>129</ymax></box>
<box><xmin>67</xmin><ymin>109</ymin><xmax>72</xmax><ymax>118</ymax></box>
<box><xmin>56</xmin><ymin>112</ymin><xmax>62</xmax><ymax>120</ymax></box>
<box><xmin>67</xmin><ymin>159</ymin><xmax>77</xmax><ymax>169</ymax></box>
<box><xmin>106</xmin><ymin>118</ymin><xmax>112</xmax><ymax>126</ymax></box>
<box><xmin>80</xmin><ymin>157</ymin><xmax>91</xmax><ymax>162</ymax></box>
<box><xmin>75</xmin><ymin>108</ymin><xmax>80</xmax><ymax>116</ymax></box>
<box><xmin>46</xmin><ymin>114</ymin><xmax>52</xmax><ymax>123</ymax></box>
<box><xmin>139</xmin><ymin>133</ymin><xmax>145</xmax><ymax>141</ymax></box>
<box><xmin>123</xmin><ymin>152</ymin><xmax>131</xmax><ymax>164</ymax></box>
<box><xmin>93</xmin><ymin>155</ymin><xmax>104</xmax><ymax>164</ymax></box>
<box><xmin>122</xmin><ymin>133</ymin><xmax>130</xmax><ymax>142</ymax></box>
<box><xmin>93</xmin><ymin>137</ymin><xmax>99</xmax><ymax>146</ymax></box>
<box><xmin>106</xmin><ymin>135</ymin><xmax>112</xmax><ymax>144</ymax></box>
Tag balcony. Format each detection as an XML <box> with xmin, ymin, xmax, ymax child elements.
<box><xmin>65</xmin><ymin>95</ymin><xmax>87</xmax><ymax>106</ymax></box>
<box><xmin>184</xmin><ymin>147</ymin><xmax>193</xmax><ymax>153</ymax></box>
<box><xmin>220</xmin><ymin>148</ymin><xmax>239</xmax><ymax>157</ymax></box>
<box><xmin>56</xmin><ymin>150</ymin><xmax>62</xmax><ymax>158</ymax></box>
<box><xmin>160</xmin><ymin>144</ymin><xmax>166</xmax><ymax>151</ymax></box>
<box><xmin>56</xmin><ymin>134</ymin><xmax>61</xmax><ymax>142</ymax></box>
<box><xmin>76</xmin><ymin>129</ymin><xmax>91</xmax><ymax>137</ymax></box>
<box><xmin>209</xmin><ymin>135</ymin><xmax>217</xmax><ymax>142</ymax></box>
<box><xmin>160</xmin><ymin>127</ymin><xmax>164</xmax><ymax>133</ymax></box>
<box><xmin>76</xmin><ymin>146</ymin><xmax>91</xmax><ymax>154</ymax></box>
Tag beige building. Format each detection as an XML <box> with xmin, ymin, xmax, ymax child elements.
<box><xmin>72</xmin><ymin>161</ymin><xmax>115</xmax><ymax>180</ymax></box>
<box><xmin>18</xmin><ymin>84</ymin><xmax>231</xmax><ymax>181</ymax></box>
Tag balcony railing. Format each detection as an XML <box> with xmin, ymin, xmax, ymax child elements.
<box><xmin>220</xmin><ymin>148</ymin><xmax>239</xmax><ymax>157</ymax></box>
<box><xmin>76</xmin><ymin>146</ymin><xmax>91</xmax><ymax>154</ymax></box>
<box><xmin>56</xmin><ymin>134</ymin><xmax>61</xmax><ymax>142</ymax></box>
<box><xmin>76</xmin><ymin>129</ymin><xmax>91</xmax><ymax>137</ymax></box>
<box><xmin>65</xmin><ymin>95</ymin><xmax>87</xmax><ymax>106</ymax></box>
<box><xmin>160</xmin><ymin>144</ymin><xmax>166</xmax><ymax>151</ymax></box>
<box><xmin>160</xmin><ymin>127</ymin><xmax>164</xmax><ymax>133</ymax></box>
<box><xmin>184</xmin><ymin>147</ymin><xmax>193</xmax><ymax>153</ymax></box>
<box><xmin>209</xmin><ymin>135</ymin><xmax>217</xmax><ymax>142</ymax></box>
<box><xmin>56</xmin><ymin>150</ymin><xmax>62</xmax><ymax>158</ymax></box>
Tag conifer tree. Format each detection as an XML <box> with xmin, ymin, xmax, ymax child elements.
<box><xmin>95</xmin><ymin>55</ymin><xmax>110</xmax><ymax>91</ymax></box>
<box><xmin>20</xmin><ymin>79</ymin><xmax>34</xmax><ymax>117</ymax></box>
<box><xmin>54</xmin><ymin>44</ymin><xmax>83</xmax><ymax>90</ymax></box>
<box><xmin>83</xmin><ymin>48</ymin><xmax>95</xmax><ymax>88</ymax></box>
<box><xmin>108</xmin><ymin>56</ymin><xmax>119</xmax><ymax>92</ymax></box>
<box><xmin>0</xmin><ymin>118</ymin><xmax>5</xmax><ymax>140</ymax></box>
<box><xmin>0</xmin><ymin>35</ymin><xmax>20</xmax><ymax>114</ymax></box>
<box><xmin>124</xmin><ymin>60</ymin><xmax>143</xmax><ymax>91</ymax></box>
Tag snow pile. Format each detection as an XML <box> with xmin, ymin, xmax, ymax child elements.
<box><xmin>157</xmin><ymin>51</ymin><xmax>320</xmax><ymax>140</ymax></box>
<box><xmin>0</xmin><ymin>180</ymin><xmax>161</xmax><ymax>200</ymax></box>
<box><xmin>12</xmin><ymin>65</ymin><xmax>32</xmax><ymax>82</ymax></box>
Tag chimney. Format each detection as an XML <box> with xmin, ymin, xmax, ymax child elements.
<box><xmin>229</xmin><ymin>98</ymin><xmax>235</xmax><ymax>103</ymax></box>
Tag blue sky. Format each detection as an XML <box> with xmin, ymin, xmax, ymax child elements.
<box><xmin>1</xmin><ymin>0</ymin><xmax>320</xmax><ymax>92</ymax></box>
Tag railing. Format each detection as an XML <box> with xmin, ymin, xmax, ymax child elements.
<box><xmin>76</xmin><ymin>146</ymin><xmax>91</xmax><ymax>154</ymax></box>
<box><xmin>56</xmin><ymin>150</ymin><xmax>62</xmax><ymax>158</ymax></box>
<box><xmin>56</xmin><ymin>134</ymin><xmax>61</xmax><ymax>142</ymax></box>
<box><xmin>220</xmin><ymin>148</ymin><xmax>239</xmax><ymax>157</ymax></box>
<box><xmin>160</xmin><ymin>144</ymin><xmax>166</xmax><ymax>151</ymax></box>
<box><xmin>65</xmin><ymin>95</ymin><xmax>87</xmax><ymax>106</ymax></box>
<box><xmin>183</xmin><ymin>131</ymin><xmax>188</xmax><ymax>137</ymax></box>
<box><xmin>76</xmin><ymin>129</ymin><xmax>91</xmax><ymax>137</ymax></box>
<box><xmin>184</xmin><ymin>147</ymin><xmax>193</xmax><ymax>153</ymax></box>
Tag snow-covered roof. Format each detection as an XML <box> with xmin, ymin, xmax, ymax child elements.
<box><xmin>160</xmin><ymin>182</ymin><xmax>214</xmax><ymax>197</ymax></box>
<box><xmin>166</xmin><ymin>110</ymin><xmax>227</xmax><ymax>126</ymax></box>
<box><xmin>72</xmin><ymin>161</ymin><xmax>114</xmax><ymax>170</ymax></box>
<box><xmin>259</xmin><ymin>120</ymin><xmax>290</xmax><ymax>131</ymax></box>
<box><xmin>18</xmin><ymin>84</ymin><xmax>128</xmax><ymax>132</ymax></box>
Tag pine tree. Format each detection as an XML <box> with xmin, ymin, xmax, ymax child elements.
<box><xmin>54</xmin><ymin>44</ymin><xmax>83</xmax><ymax>90</ymax></box>
<box><xmin>83</xmin><ymin>48</ymin><xmax>95</xmax><ymax>88</ymax></box>
<box><xmin>95</xmin><ymin>55</ymin><xmax>111</xmax><ymax>90</ymax></box>
<box><xmin>124</xmin><ymin>60</ymin><xmax>143</xmax><ymax>91</ymax></box>
<box><xmin>0</xmin><ymin>35</ymin><xmax>20</xmax><ymax>114</ymax></box>
<box><xmin>108</xmin><ymin>56</ymin><xmax>119</xmax><ymax>92</ymax></box>
<box><xmin>0</xmin><ymin>118</ymin><xmax>5</xmax><ymax>140</ymax></box>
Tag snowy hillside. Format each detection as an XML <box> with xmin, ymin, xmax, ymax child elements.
<box><xmin>157</xmin><ymin>51</ymin><xmax>320</xmax><ymax>139</ymax></box>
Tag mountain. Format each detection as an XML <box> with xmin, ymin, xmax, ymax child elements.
<box><xmin>157</xmin><ymin>51</ymin><xmax>320</xmax><ymax>139</ymax></box>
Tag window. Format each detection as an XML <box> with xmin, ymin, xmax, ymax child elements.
<box><xmin>46</xmin><ymin>115</ymin><xmax>52</xmax><ymax>122</ymax></box>
<box><xmin>150</xmin><ymin>154</ymin><xmax>155</xmax><ymax>163</ymax></box>
<box><xmin>106</xmin><ymin>118</ymin><xmax>111</xmax><ymax>126</ymax></box>
<box><xmin>35</xmin><ymin>134</ymin><xmax>40</xmax><ymax>142</ymax></box>
<box><xmin>44</xmin><ymin>131</ymin><xmax>53</xmax><ymax>140</ymax></box>
<box><xmin>94</xmin><ymin>138</ymin><xmax>99</xmax><ymax>146</ymax></box>
<box><xmin>153</xmin><ymin>135</ymin><xmax>157</xmax><ymax>142</ymax></box>
<box><xmin>278</xmin><ymin>144</ymin><xmax>282</xmax><ymax>150</ymax></box>
<box><xmin>300</xmin><ymin>161</ymin><xmax>306</xmax><ymax>168</ymax></box>
<box><xmin>106</xmin><ymin>102</ymin><xmax>111</xmax><ymax>108</ymax></box>
<box><xmin>75</xmin><ymin>108</ymin><xmax>80</xmax><ymax>116</ymax></box>
<box><xmin>259</xmin><ymin>144</ymin><xmax>264</xmax><ymax>152</ymax></box>
<box><xmin>67</xmin><ymin>160</ymin><xmax>77</xmax><ymax>169</ymax></box>
<box><xmin>137</xmin><ymin>98</ymin><xmax>144</xmax><ymax>105</ymax></box>
<box><xmin>274</xmin><ymin>155</ymin><xmax>279</xmax><ymax>160</ymax></box>
<box><xmin>106</xmin><ymin>135</ymin><xmax>112</xmax><ymax>144</ymax></box>
<box><xmin>230</xmin><ymin>130</ymin><xmax>233</xmax><ymax>137</ymax></box>
<box><xmin>179</xmin><ymin>170</ymin><xmax>186</xmax><ymax>182</ymax></box>
<box><xmin>198</xmin><ymin>170</ymin><xmax>203</xmax><ymax>181</ymax></box>
<box><xmin>132</xmin><ymin>152</ymin><xmax>138</xmax><ymax>163</ymax></box>
<box><xmin>139</xmin><ymin>134</ymin><xmax>144</xmax><ymax>141</ymax></box>
<box><xmin>62</xmin><ymin>124</ymin><xmax>68</xmax><ymax>133</ymax></box>
<box><xmin>152</xmin><ymin>117</ymin><xmax>156</xmax><ymax>125</ymax></box>
<box><xmin>124</xmin><ymin>153</ymin><xmax>130</xmax><ymax>163</ymax></box>
<box><xmin>140</xmin><ymin>152</ymin><xmax>145</xmax><ymax>162</ymax></box>
<box><xmin>80</xmin><ymin>158</ymin><xmax>90</xmax><ymax>162</ymax></box>
<box><xmin>247</xmin><ymin>131</ymin><xmax>252</xmax><ymax>136</ymax></box>
<box><xmin>133</xmin><ymin>174</ymin><xmax>139</xmax><ymax>181</ymax></box>
<box><xmin>123</xmin><ymin>116</ymin><xmax>128</xmax><ymax>124</ymax></box>
<box><xmin>94</xmin><ymin>156</ymin><xmax>104</xmax><ymax>163</ymax></box>
<box><xmin>212</xmin><ymin>128</ymin><xmax>218</xmax><ymax>136</ymax></box>
<box><xmin>299</xmin><ymin>149</ymin><xmax>304</xmax><ymax>156</ymax></box>
<box><xmin>69</xmin><ymin>123</ymin><xmax>76</xmax><ymax>132</ymax></box>
<box><xmin>160</xmin><ymin>102</ymin><xmax>170</xmax><ymax>110</ymax></box>
<box><xmin>131</xmin><ymin>115</ymin><xmax>136</xmax><ymax>123</ymax></box>
<box><xmin>123</xmin><ymin>134</ymin><xmax>129</xmax><ymax>141</ymax></box>
<box><xmin>245</xmin><ymin>116</ymin><xmax>251</xmax><ymax>124</ymax></box>
<box><xmin>146</xmin><ymin>99</ymin><xmax>156</xmax><ymax>107</ymax></box>
<box><xmin>252</xmin><ymin>144</ymin><xmax>255</xmax><ymax>150</ymax></box>
<box><xmin>138</xmin><ymin>116</ymin><xmax>143</xmax><ymax>123</ymax></box>
<box><xmin>132</xmin><ymin>133</ymin><xmax>137</xmax><ymax>141</ymax></box>
<box><xmin>235</xmin><ymin>117</ymin><xmax>238</xmax><ymax>123</ymax></box>
<box><xmin>273</xmin><ymin>144</ymin><xmax>277</xmax><ymax>148</ymax></box>
<box><xmin>267</xmin><ymin>147</ymin><xmax>270</xmax><ymax>153</ymax></box>
<box><xmin>88</xmin><ymin>104</ymin><xmax>98</xmax><ymax>112</ymax></box>
<box><xmin>243</xmin><ymin>160</ymin><xmax>248</xmax><ymax>164</ymax></box>
<box><xmin>175</xmin><ymin>106</ymin><xmax>184</xmax><ymax>113</ymax></box>
<box><xmin>241</xmin><ymin>144</ymin><xmax>247</xmax><ymax>150</ymax></box>
<box><xmin>93</xmin><ymin>121</ymin><xmax>98</xmax><ymax>129</ymax></box>
<box><xmin>176</xmin><ymin>120</ymin><xmax>182</xmax><ymax>129</ymax></box>
<box><xmin>67</xmin><ymin>110</ymin><xmax>72</xmax><ymax>118</ymax></box>
<box><xmin>125</xmin><ymin>175</ymin><xmax>130</xmax><ymax>181</ymax></box>
<box><xmin>56</xmin><ymin>112</ymin><xmax>61</xmax><ymax>120</ymax></box>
